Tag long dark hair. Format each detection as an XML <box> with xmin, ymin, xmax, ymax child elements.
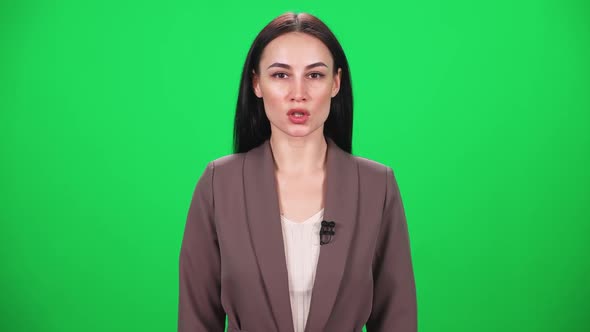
<box><xmin>233</xmin><ymin>12</ymin><xmax>353</xmax><ymax>154</ymax></box>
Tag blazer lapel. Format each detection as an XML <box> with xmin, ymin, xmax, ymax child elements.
<box><xmin>243</xmin><ymin>139</ymin><xmax>294</xmax><ymax>332</ymax></box>
<box><xmin>304</xmin><ymin>138</ymin><xmax>359</xmax><ymax>332</ymax></box>
<box><xmin>243</xmin><ymin>137</ymin><xmax>359</xmax><ymax>332</ymax></box>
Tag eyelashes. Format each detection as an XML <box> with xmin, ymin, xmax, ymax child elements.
<box><xmin>272</xmin><ymin>72</ymin><xmax>288</xmax><ymax>79</ymax></box>
<box><xmin>270</xmin><ymin>72</ymin><xmax>326</xmax><ymax>79</ymax></box>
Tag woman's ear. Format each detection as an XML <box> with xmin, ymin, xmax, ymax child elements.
<box><xmin>331</xmin><ymin>68</ymin><xmax>342</xmax><ymax>98</ymax></box>
<box><xmin>252</xmin><ymin>70</ymin><xmax>262</xmax><ymax>98</ymax></box>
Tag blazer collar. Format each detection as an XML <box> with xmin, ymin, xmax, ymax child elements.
<box><xmin>243</xmin><ymin>137</ymin><xmax>359</xmax><ymax>332</ymax></box>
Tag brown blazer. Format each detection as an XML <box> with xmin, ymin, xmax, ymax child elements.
<box><xmin>178</xmin><ymin>137</ymin><xmax>417</xmax><ymax>332</ymax></box>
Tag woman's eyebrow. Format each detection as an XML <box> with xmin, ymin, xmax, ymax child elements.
<box><xmin>266</xmin><ymin>62</ymin><xmax>328</xmax><ymax>70</ymax></box>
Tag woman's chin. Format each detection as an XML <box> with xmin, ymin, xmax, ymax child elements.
<box><xmin>288</xmin><ymin>124</ymin><xmax>323</xmax><ymax>137</ymax></box>
<box><xmin>286</xmin><ymin>130</ymin><xmax>310</xmax><ymax>138</ymax></box>
<box><xmin>271</xmin><ymin>122</ymin><xmax>322</xmax><ymax>139</ymax></box>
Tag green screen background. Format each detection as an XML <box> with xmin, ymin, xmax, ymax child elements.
<box><xmin>1</xmin><ymin>0</ymin><xmax>588</xmax><ymax>331</ymax></box>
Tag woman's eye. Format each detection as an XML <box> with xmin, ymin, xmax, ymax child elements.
<box><xmin>272</xmin><ymin>72</ymin><xmax>288</xmax><ymax>79</ymax></box>
<box><xmin>309</xmin><ymin>72</ymin><xmax>325</xmax><ymax>79</ymax></box>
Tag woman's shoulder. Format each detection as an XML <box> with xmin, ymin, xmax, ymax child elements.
<box><xmin>352</xmin><ymin>154</ymin><xmax>393</xmax><ymax>175</ymax></box>
<box><xmin>207</xmin><ymin>152</ymin><xmax>246</xmax><ymax>171</ymax></box>
<box><xmin>351</xmin><ymin>155</ymin><xmax>401</xmax><ymax>199</ymax></box>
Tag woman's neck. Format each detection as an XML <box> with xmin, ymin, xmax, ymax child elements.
<box><xmin>269</xmin><ymin>130</ymin><xmax>327</xmax><ymax>175</ymax></box>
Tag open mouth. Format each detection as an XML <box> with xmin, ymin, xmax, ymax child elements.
<box><xmin>287</xmin><ymin>109</ymin><xmax>310</xmax><ymax>124</ymax></box>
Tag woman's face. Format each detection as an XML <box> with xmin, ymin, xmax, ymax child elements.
<box><xmin>253</xmin><ymin>32</ymin><xmax>341</xmax><ymax>139</ymax></box>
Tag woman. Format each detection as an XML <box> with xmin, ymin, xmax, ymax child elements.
<box><xmin>179</xmin><ymin>12</ymin><xmax>417</xmax><ymax>332</ymax></box>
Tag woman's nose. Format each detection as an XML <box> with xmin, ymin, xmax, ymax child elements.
<box><xmin>289</xmin><ymin>78</ymin><xmax>307</xmax><ymax>102</ymax></box>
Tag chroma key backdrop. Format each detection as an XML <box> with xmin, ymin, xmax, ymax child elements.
<box><xmin>1</xmin><ymin>0</ymin><xmax>588</xmax><ymax>331</ymax></box>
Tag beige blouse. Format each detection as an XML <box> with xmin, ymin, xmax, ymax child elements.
<box><xmin>280</xmin><ymin>208</ymin><xmax>324</xmax><ymax>332</ymax></box>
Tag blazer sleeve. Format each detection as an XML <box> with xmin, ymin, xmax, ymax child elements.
<box><xmin>366</xmin><ymin>167</ymin><xmax>417</xmax><ymax>332</ymax></box>
<box><xmin>178</xmin><ymin>161</ymin><xmax>226</xmax><ymax>332</ymax></box>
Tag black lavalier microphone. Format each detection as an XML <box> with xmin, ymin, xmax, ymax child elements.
<box><xmin>320</xmin><ymin>220</ymin><xmax>336</xmax><ymax>245</ymax></box>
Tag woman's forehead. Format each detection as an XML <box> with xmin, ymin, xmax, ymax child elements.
<box><xmin>259</xmin><ymin>32</ymin><xmax>333</xmax><ymax>68</ymax></box>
